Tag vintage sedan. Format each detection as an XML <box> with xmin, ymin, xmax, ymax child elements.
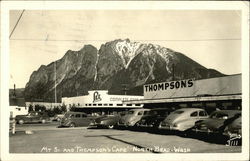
<box><xmin>224</xmin><ymin>115</ymin><xmax>241</xmax><ymax>137</ymax></box>
<box><xmin>15</xmin><ymin>111</ymin><xmax>50</xmax><ymax>124</ymax></box>
<box><xmin>59</xmin><ymin>111</ymin><xmax>95</xmax><ymax>127</ymax></box>
<box><xmin>137</xmin><ymin>107</ymin><xmax>177</xmax><ymax>129</ymax></box>
<box><xmin>89</xmin><ymin>114</ymin><xmax>121</xmax><ymax>129</ymax></box>
<box><xmin>118</xmin><ymin>109</ymin><xmax>150</xmax><ymax>127</ymax></box>
<box><xmin>194</xmin><ymin>110</ymin><xmax>241</xmax><ymax>135</ymax></box>
<box><xmin>159</xmin><ymin>108</ymin><xmax>209</xmax><ymax>132</ymax></box>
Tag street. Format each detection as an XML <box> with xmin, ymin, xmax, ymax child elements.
<box><xmin>9</xmin><ymin>123</ymin><xmax>241</xmax><ymax>153</ymax></box>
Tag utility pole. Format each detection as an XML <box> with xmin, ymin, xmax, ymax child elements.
<box><xmin>172</xmin><ymin>63</ymin><xmax>175</xmax><ymax>81</ymax></box>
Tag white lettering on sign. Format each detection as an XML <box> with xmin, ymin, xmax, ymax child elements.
<box><xmin>93</xmin><ymin>91</ymin><xmax>102</xmax><ymax>103</ymax></box>
<box><xmin>109</xmin><ymin>97</ymin><xmax>140</xmax><ymax>102</ymax></box>
<box><xmin>144</xmin><ymin>79</ymin><xmax>194</xmax><ymax>92</ymax></box>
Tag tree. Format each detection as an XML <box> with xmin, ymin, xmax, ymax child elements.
<box><xmin>34</xmin><ymin>104</ymin><xmax>46</xmax><ymax>112</ymax></box>
<box><xmin>28</xmin><ymin>104</ymin><xmax>34</xmax><ymax>112</ymax></box>
<box><xmin>61</xmin><ymin>104</ymin><xmax>67</xmax><ymax>113</ymax></box>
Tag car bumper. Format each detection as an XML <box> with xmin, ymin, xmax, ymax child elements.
<box><xmin>138</xmin><ymin>124</ymin><xmax>154</xmax><ymax>128</ymax></box>
<box><xmin>159</xmin><ymin>124</ymin><xmax>179</xmax><ymax>131</ymax></box>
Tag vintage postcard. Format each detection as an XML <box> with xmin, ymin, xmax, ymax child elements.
<box><xmin>1</xmin><ymin>1</ymin><xmax>249</xmax><ymax>161</ymax></box>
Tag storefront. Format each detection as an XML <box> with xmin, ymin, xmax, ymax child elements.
<box><xmin>123</xmin><ymin>74</ymin><xmax>241</xmax><ymax>114</ymax></box>
<box><xmin>61</xmin><ymin>90</ymin><xmax>143</xmax><ymax>114</ymax></box>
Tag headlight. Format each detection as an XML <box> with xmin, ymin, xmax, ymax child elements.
<box><xmin>100</xmin><ymin>121</ymin><xmax>104</xmax><ymax>124</ymax></box>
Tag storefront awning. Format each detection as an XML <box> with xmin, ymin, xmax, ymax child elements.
<box><xmin>123</xmin><ymin>94</ymin><xmax>241</xmax><ymax>104</ymax></box>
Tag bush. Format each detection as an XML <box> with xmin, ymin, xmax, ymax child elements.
<box><xmin>34</xmin><ymin>104</ymin><xmax>46</xmax><ymax>112</ymax></box>
<box><xmin>28</xmin><ymin>104</ymin><xmax>34</xmax><ymax>112</ymax></box>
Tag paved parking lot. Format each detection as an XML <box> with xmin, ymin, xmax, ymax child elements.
<box><xmin>9</xmin><ymin>123</ymin><xmax>241</xmax><ymax>153</ymax></box>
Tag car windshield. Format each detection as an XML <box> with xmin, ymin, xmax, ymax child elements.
<box><xmin>210</xmin><ymin>112</ymin><xmax>229</xmax><ymax>119</ymax></box>
<box><xmin>173</xmin><ymin>111</ymin><xmax>184</xmax><ymax>114</ymax></box>
<box><xmin>64</xmin><ymin>113</ymin><xmax>73</xmax><ymax>118</ymax></box>
<box><xmin>148</xmin><ymin>110</ymin><xmax>158</xmax><ymax>115</ymax></box>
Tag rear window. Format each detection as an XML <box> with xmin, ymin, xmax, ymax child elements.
<box><xmin>190</xmin><ymin>111</ymin><xmax>198</xmax><ymax>117</ymax></box>
<box><xmin>173</xmin><ymin>111</ymin><xmax>184</xmax><ymax>114</ymax></box>
<box><xmin>75</xmin><ymin>114</ymin><xmax>81</xmax><ymax>118</ymax></box>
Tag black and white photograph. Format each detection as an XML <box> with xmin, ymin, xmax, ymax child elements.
<box><xmin>1</xmin><ymin>1</ymin><xmax>249</xmax><ymax>161</ymax></box>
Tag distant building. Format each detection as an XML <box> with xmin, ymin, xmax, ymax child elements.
<box><xmin>9</xmin><ymin>96</ymin><xmax>28</xmax><ymax>118</ymax></box>
<box><xmin>61</xmin><ymin>90</ymin><xmax>143</xmax><ymax>114</ymax></box>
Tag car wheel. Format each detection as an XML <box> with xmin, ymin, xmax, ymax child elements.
<box><xmin>41</xmin><ymin>119</ymin><xmax>46</xmax><ymax>124</ymax></box>
<box><xmin>18</xmin><ymin>120</ymin><xmax>24</xmax><ymax>124</ymax></box>
<box><xmin>69</xmin><ymin>123</ymin><xmax>76</xmax><ymax>128</ymax></box>
<box><xmin>107</xmin><ymin>125</ymin><xmax>114</xmax><ymax>129</ymax></box>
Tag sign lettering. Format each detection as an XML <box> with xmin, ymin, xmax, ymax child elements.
<box><xmin>144</xmin><ymin>79</ymin><xmax>194</xmax><ymax>92</ymax></box>
<box><xmin>93</xmin><ymin>91</ymin><xmax>102</xmax><ymax>103</ymax></box>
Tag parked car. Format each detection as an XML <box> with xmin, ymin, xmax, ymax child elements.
<box><xmin>224</xmin><ymin>115</ymin><xmax>241</xmax><ymax>137</ymax></box>
<box><xmin>89</xmin><ymin>114</ymin><xmax>121</xmax><ymax>129</ymax></box>
<box><xmin>15</xmin><ymin>111</ymin><xmax>50</xmax><ymax>124</ymax></box>
<box><xmin>159</xmin><ymin>108</ymin><xmax>209</xmax><ymax>132</ymax></box>
<box><xmin>118</xmin><ymin>109</ymin><xmax>150</xmax><ymax>127</ymax></box>
<box><xmin>59</xmin><ymin>111</ymin><xmax>95</xmax><ymax>127</ymax></box>
<box><xmin>137</xmin><ymin>107</ymin><xmax>177</xmax><ymax>129</ymax></box>
<box><xmin>193</xmin><ymin>110</ymin><xmax>241</xmax><ymax>135</ymax></box>
<box><xmin>52</xmin><ymin>114</ymin><xmax>65</xmax><ymax>121</ymax></box>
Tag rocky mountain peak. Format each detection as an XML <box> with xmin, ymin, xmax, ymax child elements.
<box><xmin>24</xmin><ymin>39</ymin><xmax>225</xmax><ymax>102</ymax></box>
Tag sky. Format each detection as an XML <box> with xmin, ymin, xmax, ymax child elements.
<box><xmin>9</xmin><ymin>10</ymin><xmax>242</xmax><ymax>88</ymax></box>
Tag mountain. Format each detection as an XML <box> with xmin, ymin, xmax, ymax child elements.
<box><xmin>24</xmin><ymin>39</ymin><xmax>225</xmax><ymax>102</ymax></box>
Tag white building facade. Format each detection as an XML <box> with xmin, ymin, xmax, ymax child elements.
<box><xmin>61</xmin><ymin>90</ymin><xmax>144</xmax><ymax>113</ymax></box>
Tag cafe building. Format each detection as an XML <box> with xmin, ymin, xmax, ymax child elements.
<box><xmin>61</xmin><ymin>90</ymin><xmax>143</xmax><ymax>114</ymax></box>
<box><xmin>123</xmin><ymin>74</ymin><xmax>241</xmax><ymax>114</ymax></box>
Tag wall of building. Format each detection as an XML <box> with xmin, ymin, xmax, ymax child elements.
<box><xmin>144</xmin><ymin>74</ymin><xmax>241</xmax><ymax>99</ymax></box>
<box><xmin>61</xmin><ymin>90</ymin><xmax>143</xmax><ymax>109</ymax></box>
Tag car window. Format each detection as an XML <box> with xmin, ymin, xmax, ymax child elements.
<box><xmin>138</xmin><ymin>111</ymin><xmax>143</xmax><ymax>115</ymax></box>
<box><xmin>81</xmin><ymin>114</ymin><xmax>86</xmax><ymax>118</ymax></box>
<box><xmin>190</xmin><ymin>111</ymin><xmax>198</xmax><ymax>117</ymax></box>
<box><xmin>128</xmin><ymin>111</ymin><xmax>134</xmax><ymax>114</ymax></box>
<box><xmin>75</xmin><ymin>114</ymin><xmax>81</xmax><ymax>118</ymax></box>
<box><xmin>199</xmin><ymin>111</ymin><xmax>207</xmax><ymax>117</ymax></box>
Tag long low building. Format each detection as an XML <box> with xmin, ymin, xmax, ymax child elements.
<box><xmin>123</xmin><ymin>74</ymin><xmax>241</xmax><ymax>114</ymax></box>
<box><xmin>61</xmin><ymin>90</ymin><xmax>143</xmax><ymax>114</ymax></box>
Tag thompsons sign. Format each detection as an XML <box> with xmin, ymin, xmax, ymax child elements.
<box><xmin>144</xmin><ymin>79</ymin><xmax>193</xmax><ymax>92</ymax></box>
<box><xmin>144</xmin><ymin>75</ymin><xmax>241</xmax><ymax>100</ymax></box>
